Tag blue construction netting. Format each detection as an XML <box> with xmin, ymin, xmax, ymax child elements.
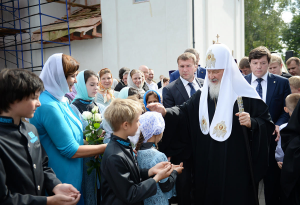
<box><xmin>0</xmin><ymin>0</ymin><xmax>71</xmax><ymax>72</ymax></box>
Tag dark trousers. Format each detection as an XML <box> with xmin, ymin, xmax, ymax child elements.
<box><xmin>263</xmin><ymin>142</ymin><xmax>282</xmax><ymax>205</ymax></box>
<box><xmin>171</xmin><ymin>156</ymin><xmax>193</xmax><ymax>205</ymax></box>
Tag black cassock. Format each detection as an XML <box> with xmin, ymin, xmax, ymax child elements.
<box><xmin>281</xmin><ymin>100</ymin><xmax>300</xmax><ymax>205</ymax></box>
<box><xmin>161</xmin><ymin>90</ymin><xmax>274</xmax><ymax>205</ymax></box>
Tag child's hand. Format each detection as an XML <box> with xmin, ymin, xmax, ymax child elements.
<box><xmin>148</xmin><ymin>161</ymin><xmax>171</xmax><ymax>176</ymax></box>
<box><xmin>153</xmin><ymin>164</ymin><xmax>173</xmax><ymax>182</ymax></box>
<box><xmin>172</xmin><ymin>162</ymin><xmax>184</xmax><ymax>174</ymax></box>
<box><xmin>277</xmin><ymin>162</ymin><xmax>283</xmax><ymax>169</ymax></box>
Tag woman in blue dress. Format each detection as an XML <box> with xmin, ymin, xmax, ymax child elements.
<box><xmin>30</xmin><ymin>54</ymin><xmax>107</xmax><ymax>205</ymax></box>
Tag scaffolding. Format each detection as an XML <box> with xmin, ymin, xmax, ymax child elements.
<box><xmin>0</xmin><ymin>0</ymin><xmax>71</xmax><ymax>72</ymax></box>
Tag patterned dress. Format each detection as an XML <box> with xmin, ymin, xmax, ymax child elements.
<box><xmin>137</xmin><ymin>143</ymin><xmax>176</xmax><ymax>205</ymax></box>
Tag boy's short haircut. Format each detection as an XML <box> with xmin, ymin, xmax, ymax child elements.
<box><xmin>248</xmin><ymin>46</ymin><xmax>271</xmax><ymax>63</ymax></box>
<box><xmin>0</xmin><ymin>68</ymin><xmax>44</xmax><ymax>114</ymax></box>
<box><xmin>289</xmin><ymin>76</ymin><xmax>300</xmax><ymax>89</ymax></box>
<box><xmin>238</xmin><ymin>57</ymin><xmax>250</xmax><ymax>69</ymax></box>
<box><xmin>285</xmin><ymin>93</ymin><xmax>300</xmax><ymax>113</ymax></box>
<box><xmin>270</xmin><ymin>54</ymin><xmax>282</xmax><ymax>65</ymax></box>
<box><xmin>104</xmin><ymin>98</ymin><xmax>143</xmax><ymax>131</ymax></box>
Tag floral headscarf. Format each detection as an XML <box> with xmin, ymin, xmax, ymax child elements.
<box><xmin>139</xmin><ymin>111</ymin><xmax>165</xmax><ymax>143</ymax></box>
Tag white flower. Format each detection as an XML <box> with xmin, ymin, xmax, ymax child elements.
<box><xmin>91</xmin><ymin>106</ymin><xmax>99</xmax><ymax>114</ymax></box>
<box><xmin>82</xmin><ymin>111</ymin><xmax>93</xmax><ymax>120</ymax></box>
<box><xmin>94</xmin><ymin>113</ymin><xmax>102</xmax><ymax>122</ymax></box>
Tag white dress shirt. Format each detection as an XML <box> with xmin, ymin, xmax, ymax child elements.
<box><xmin>146</xmin><ymin>81</ymin><xmax>158</xmax><ymax>91</ymax></box>
<box><xmin>250</xmin><ymin>72</ymin><xmax>268</xmax><ymax>103</ymax></box>
<box><xmin>180</xmin><ymin>76</ymin><xmax>201</xmax><ymax>98</ymax></box>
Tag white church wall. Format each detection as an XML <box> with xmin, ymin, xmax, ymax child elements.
<box><xmin>194</xmin><ymin>0</ymin><xmax>245</xmax><ymax>66</ymax></box>
<box><xmin>101</xmin><ymin>0</ymin><xmax>192</xmax><ymax>81</ymax></box>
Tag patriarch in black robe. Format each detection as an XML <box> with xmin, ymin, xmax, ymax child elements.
<box><xmin>281</xmin><ymin>100</ymin><xmax>300</xmax><ymax>205</ymax></box>
<box><xmin>149</xmin><ymin>44</ymin><xmax>275</xmax><ymax>205</ymax></box>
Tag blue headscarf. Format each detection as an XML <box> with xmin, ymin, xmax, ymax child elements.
<box><xmin>73</xmin><ymin>70</ymin><xmax>95</xmax><ymax>102</ymax></box>
<box><xmin>143</xmin><ymin>90</ymin><xmax>162</xmax><ymax>111</ymax></box>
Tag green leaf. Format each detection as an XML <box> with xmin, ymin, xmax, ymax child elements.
<box><xmin>85</xmin><ymin>159</ymin><xmax>95</xmax><ymax>167</ymax></box>
<box><xmin>94</xmin><ymin>123</ymin><xmax>100</xmax><ymax>129</ymax></box>
<box><xmin>83</xmin><ymin>130</ymin><xmax>92</xmax><ymax>135</ymax></box>
<box><xmin>97</xmin><ymin>129</ymin><xmax>103</xmax><ymax>136</ymax></box>
<box><xmin>87</xmin><ymin>166</ymin><xmax>94</xmax><ymax>175</ymax></box>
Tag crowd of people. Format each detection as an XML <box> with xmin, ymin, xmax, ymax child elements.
<box><xmin>1</xmin><ymin>43</ymin><xmax>300</xmax><ymax>205</ymax></box>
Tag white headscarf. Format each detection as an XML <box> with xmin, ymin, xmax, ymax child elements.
<box><xmin>139</xmin><ymin>111</ymin><xmax>165</xmax><ymax>143</ymax></box>
<box><xmin>199</xmin><ymin>44</ymin><xmax>261</xmax><ymax>142</ymax></box>
<box><xmin>39</xmin><ymin>53</ymin><xmax>70</xmax><ymax>101</ymax></box>
<box><xmin>127</xmin><ymin>70</ymin><xmax>145</xmax><ymax>97</ymax></box>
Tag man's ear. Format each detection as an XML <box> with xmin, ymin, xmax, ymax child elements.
<box><xmin>284</xmin><ymin>107</ymin><xmax>289</xmax><ymax>114</ymax></box>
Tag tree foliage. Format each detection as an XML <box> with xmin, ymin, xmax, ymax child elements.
<box><xmin>244</xmin><ymin>0</ymin><xmax>291</xmax><ymax>56</ymax></box>
<box><xmin>282</xmin><ymin>14</ymin><xmax>300</xmax><ymax>57</ymax></box>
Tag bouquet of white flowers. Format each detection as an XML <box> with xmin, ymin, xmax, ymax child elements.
<box><xmin>82</xmin><ymin>106</ymin><xmax>104</xmax><ymax>177</ymax></box>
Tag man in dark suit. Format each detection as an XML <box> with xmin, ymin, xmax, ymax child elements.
<box><xmin>169</xmin><ymin>48</ymin><xmax>206</xmax><ymax>83</ymax></box>
<box><xmin>161</xmin><ymin>52</ymin><xmax>203</xmax><ymax>205</ymax></box>
<box><xmin>245</xmin><ymin>46</ymin><xmax>291</xmax><ymax>205</ymax></box>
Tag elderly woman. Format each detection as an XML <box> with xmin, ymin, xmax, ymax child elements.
<box><xmin>127</xmin><ymin>69</ymin><xmax>146</xmax><ymax>97</ymax></box>
<box><xmin>96</xmin><ymin>68</ymin><xmax>117</xmax><ymax>107</ymax></box>
<box><xmin>30</xmin><ymin>54</ymin><xmax>106</xmax><ymax>205</ymax></box>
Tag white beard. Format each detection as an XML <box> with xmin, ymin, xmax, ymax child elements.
<box><xmin>208</xmin><ymin>80</ymin><xmax>221</xmax><ymax>100</ymax></box>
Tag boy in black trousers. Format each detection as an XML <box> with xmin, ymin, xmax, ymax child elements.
<box><xmin>101</xmin><ymin>98</ymin><xmax>173</xmax><ymax>205</ymax></box>
<box><xmin>0</xmin><ymin>68</ymin><xmax>80</xmax><ymax>205</ymax></box>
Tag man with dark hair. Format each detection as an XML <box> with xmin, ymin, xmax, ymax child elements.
<box><xmin>0</xmin><ymin>69</ymin><xmax>81</xmax><ymax>205</ymax></box>
<box><xmin>115</xmin><ymin>67</ymin><xmax>130</xmax><ymax>91</ymax></box>
<box><xmin>170</xmin><ymin>48</ymin><xmax>206</xmax><ymax>83</ymax></box>
<box><xmin>245</xmin><ymin>46</ymin><xmax>291</xmax><ymax>205</ymax></box>
<box><xmin>286</xmin><ymin>57</ymin><xmax>300</xmax><ymax>76</ymax></box>
<box><xmin>239</xmin><ymin>57</ymin><xmax>251</xmax><ymax>75</ymax></box>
